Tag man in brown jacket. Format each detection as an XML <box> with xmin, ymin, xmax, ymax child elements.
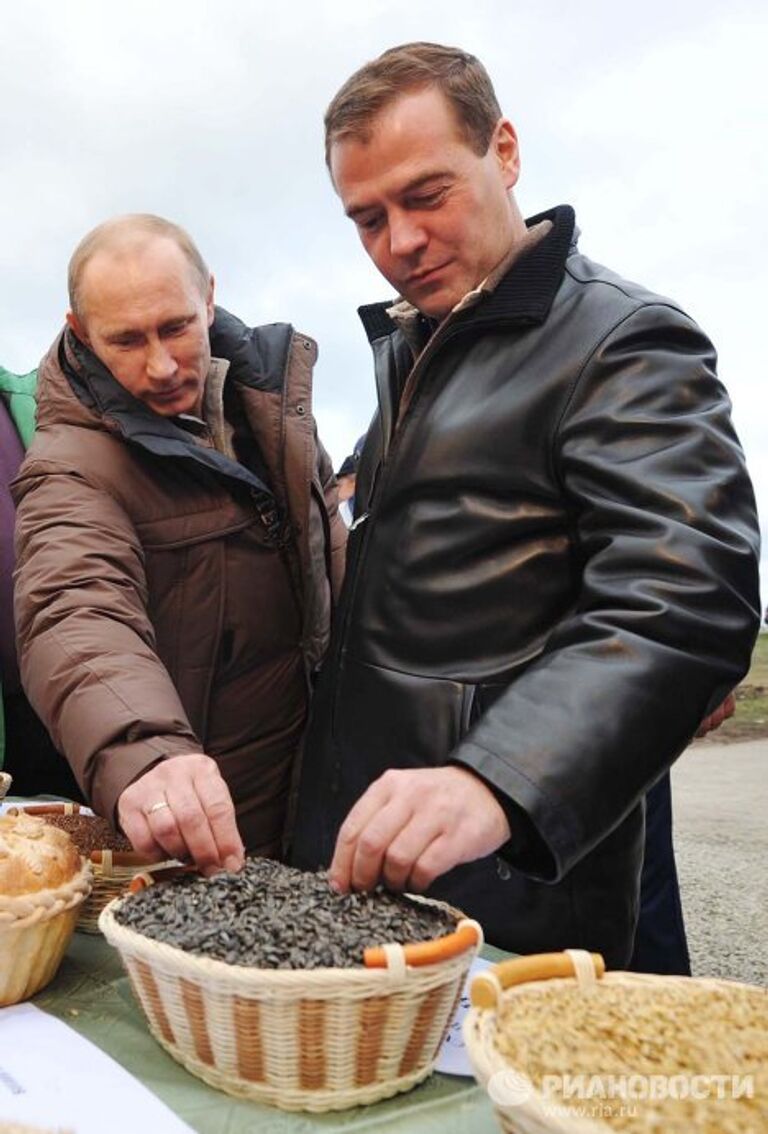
<box><xmin>13</xmin><ymin>214</ymin><xmax>346</xmax><ymax>875</ymax></box>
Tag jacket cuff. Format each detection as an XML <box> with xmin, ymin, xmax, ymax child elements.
<box><xmin>451</xmin><ymin>742</ymin><xmax>581</xmax><ymax>882</ymax></box>
<box><xmin>483</xmin><ymin>781</ymin><xmax>556</xmax><ymax>877</ymax></box>
<box><xmin>88</xmin><ymin>735</ymin><xmax>203</xmax><ymax>829</ymax></box>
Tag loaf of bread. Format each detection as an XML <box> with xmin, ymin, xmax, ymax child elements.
<box><xmin>0</xmin><ymin>811</ymin><xmax>83</xmax><ymax>896</ymax></box>
<box><xmin>0</xmin><ymin>811</ymin><xmax>91</xmax><ymax>1006</ymax></box>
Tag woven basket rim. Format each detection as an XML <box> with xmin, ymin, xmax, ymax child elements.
<box><xmin>99</xmin><ymin>892</ymin><xmax>475</xmax><ymax>988</ymax></box>
<box><xmin>0</xmin><ymin>858</ymin><xmax>93</xmax><ymax>929</ymax></box>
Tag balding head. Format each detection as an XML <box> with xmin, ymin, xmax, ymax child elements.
<box><xmin>68</xmin><ymin>214</ymin><xmax>210</xmax><ymax>323</ymax></box>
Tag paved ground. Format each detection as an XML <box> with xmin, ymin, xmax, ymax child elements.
<box><xmin>672</xmin><ymin>738</ymin><xmax>767</xmax><ymax>986</ymax></box>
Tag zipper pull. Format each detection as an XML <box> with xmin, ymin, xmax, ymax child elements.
<box><xmin>349</xmin><ymin>511</ymin><xmax>369</xmax><ymax>532</ymax></box>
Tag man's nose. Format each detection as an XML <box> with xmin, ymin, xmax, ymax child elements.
<box><xmin>146</xmin><ymin>339</ymin><xmax>178</xmax><ymax>381</ymax></box>
<box><xmin>389</xmin><ymin>212</ymin><xmax>427</xmax><ymax>258</ymax></box>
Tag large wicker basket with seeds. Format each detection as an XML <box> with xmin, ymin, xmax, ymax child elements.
<box><xmin>464</xmin><ymin>949</ymin><xmax>768</xmax><ymax>1134</ymax></box>
<box><xmin>99</xmin><ymin>859</ymin><xmax>482</xmax><ymax>1111</ymax></box>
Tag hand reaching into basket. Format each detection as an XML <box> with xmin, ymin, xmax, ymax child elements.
<box><xmin>117</xmin><ymin>753</ymin><xmax>245</xmax><ymax>877</ymax></box>
<box><xmin>329</xmin><ymin>766</ymin><xmax>511</xmax><ymax>894</ymax></box>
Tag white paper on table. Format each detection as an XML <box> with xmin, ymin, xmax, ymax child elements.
<box><xmin>435</xmin><ymin>954</ymin><xmax>492</xmax><ymax>1076</ymax></box>
<box><xmin>0</xmin><ymin>1002</ymin><xmax>194</xmax><ymax>1134</ymax></box>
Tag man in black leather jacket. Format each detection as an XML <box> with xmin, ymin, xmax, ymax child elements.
<box><xmin>290</xmin><ymin>43</ymin><xmax>761</xmax><ymax>965</ymax></box>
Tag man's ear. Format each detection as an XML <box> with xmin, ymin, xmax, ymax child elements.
<box><xmin>206</xmin><ymin>274</ymin><xmax>216</xmax><ymax>327</ymax></box>
<box><xmin>66</xmin><ymin>311</ymin><xmax>90</xmax><ymax>345</ymax></box>
<box><xmin>493</xmin><ymin>117</ymin><xmax>521</xmax><ymax>190</ymax></box>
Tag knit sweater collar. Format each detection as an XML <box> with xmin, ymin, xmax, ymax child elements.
<box><xmin>358</xmin><ymin>204</ymin><xmax>576</xmax><ymax>344</ymax></box>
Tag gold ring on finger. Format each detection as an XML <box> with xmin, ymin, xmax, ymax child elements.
<box><xmin>146</xmin><ymin>800</ymin><xmax>171</xmax><ymax>816</ymax></box>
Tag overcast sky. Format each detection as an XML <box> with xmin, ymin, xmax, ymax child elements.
<box><xmin>2</xmin><ymin>0</ymin><xmax>766</xmax><ymax>608</ymax></box>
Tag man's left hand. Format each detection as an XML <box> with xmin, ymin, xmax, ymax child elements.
<box><xmin>328</xmin><ymin>766</ymin><xmax>511</xmax><ymax>893</ymax></box>
<box><xmin>695</xmin><ymin>691</ymin><xmax>736</xmax><ymax>737</ymax></box>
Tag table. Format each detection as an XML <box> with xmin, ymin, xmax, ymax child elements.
<box><xmin>34</xmin><ymin>931</ymin><xmax>503</xmax><ymax>1133</ymax></box>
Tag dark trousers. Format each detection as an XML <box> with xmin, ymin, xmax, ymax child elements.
<box><xmin>628</xmin><ymin>771</ymin><xmax>691</xmax><ymax>975</ymax></box>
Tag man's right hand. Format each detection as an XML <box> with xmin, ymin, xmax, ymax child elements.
<box><xmin>117</xmin><ymin>754</ymin><xmax>245</xmax><ymax>876</ymax></box>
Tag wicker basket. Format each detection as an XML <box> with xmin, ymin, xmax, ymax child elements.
<box><xmin>14</xmin><ymin>804</ymin><xmax>160</xmax><ymax>933</ymax></box>
<box><xmin>100</xmin><ymin>890</ymin><xmax>482</xmax><ymax>1112</ymax></box>
<box><xmin>0</xmin><ymin>838</ymin><xmax>92</xmax><ymax>1006</ymax></box>
<box><xmin>464</xmin><ymin>949</ymin><xmax>768</xmax><ymax>1134</ymax></box>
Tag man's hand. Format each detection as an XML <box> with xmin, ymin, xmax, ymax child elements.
<box><xmin>695</xmin><ymin>691</ymin><xmax>736</xmax><ymax>738</ymax></box>
<box><xmin>328</xmin><ymin>766</ymin><xmax>511</xmax><ymax>894</ymax></box>
<box><xmin>118</xmin><ymin>753</ymin><xmax>245</xmax><ymax>876</ymax></box>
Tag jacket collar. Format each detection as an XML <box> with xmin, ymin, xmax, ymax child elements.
<box><xmin>59</xmin><ymin>308</ymin><xmax>285</xmax><ymax>516</ymax></box>
<box><xmin>358</xmin><ymin>204</ymin><xmax>576</xmax><ymax>343</ymax></box>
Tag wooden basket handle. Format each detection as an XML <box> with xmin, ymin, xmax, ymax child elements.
<box><xmin>128</xmin><ymin>863</ymin><xmax>198</xmax><ymax>892</ymax></box>
<box><xmin>11</xmin><ymin>801</ymin><xmax>84</xmax><ymax>816</ymax></box>
<box><xmin>90</xmin><ymin>849</ymin><xmax>160</xmax><ymax>868</ymax></box>
<box><xmin>471</xmin><ymin>950</ymin><xmax>605</xmax><ymax>1008</ymax></box>
<box><xmin>364</xmin><ymin>919</ymin><xmax>482</xmax><ymax>968</ymax></box>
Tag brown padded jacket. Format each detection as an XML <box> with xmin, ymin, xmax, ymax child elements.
<box><xmin>12</xmin><ymin>308</ymin><xmax>346</xmax><ymax>854</ymax></box>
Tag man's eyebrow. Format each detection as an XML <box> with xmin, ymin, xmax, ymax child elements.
<box><xmin>159</xmin><ymin>314</ymin><xmax>194</xmax><ymax>331</ymax></box>
<box><xmin>104</xmin><ymin>328</ymin><xmax>142</xmax><ymax>343</ymax></box>
<box><xmin>345</xmin><ymin>171</ymin><xmax>453</xmax><ymax>218</ymax></box>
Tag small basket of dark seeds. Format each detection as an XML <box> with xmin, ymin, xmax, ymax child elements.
<box><xmin>12</xmin><ymin>803</ymin><xmax>160</xmax><ymax>933</ymax></box>
<box><xmin>99</xmin><ymin>857</ymin><xmax>482</xmax><ymax>1111</ymax></box>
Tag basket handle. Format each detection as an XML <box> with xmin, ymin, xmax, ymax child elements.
<box><xmin>364</xmin><ymin>918</ymin><xmax>482</xmax><ymax>968</ymax></box>
<box><xmin>10</xmin><ymin>801</ymin><xmax>83</xmax><ymax>816</ymax></box>
<box><xmin>471</xmin><ymin>949</ymin><xmax>605</xmax><ymax>1008</ymax></box>
<box><xmin>90</xmin><ymin>849</ymin><xmax>160</xmax><ymax>867</ymax></box>
<box><xmin>128</xmin><ymin>863</ymin><xmax>197</xmax><ymax>892</ymax></box>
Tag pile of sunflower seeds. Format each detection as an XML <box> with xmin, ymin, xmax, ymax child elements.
<box><xmin>114</xmin><ymin>857</ymin><xmax>456</xmax><ymax>968</ymax></box>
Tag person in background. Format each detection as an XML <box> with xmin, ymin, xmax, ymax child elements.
<box><xmin>335</xmin><ymin>434</ymin><xmax>366</xmax><ymax>527</ymax></box>
<box><xmin>12</xmin><ymin>214</ymin><xmax>346</xmax><ymax>873</ymax></box>
<box><xmin>629</xmin><ymin>691</ymin><xmax>736</xmax><ymax>973</ymax></box>
<box><xmin>0</xmin><ymin>367</ymin><xmax>83</xmax><ymax>799</ymax></box>
<box><xmin>291</xmin><ymin>42</ymin><xmax>761</xmax><ymax>966</ymax></box>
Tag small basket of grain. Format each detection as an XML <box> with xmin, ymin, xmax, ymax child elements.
<box><xmin>11</xmin><ymin>803</ymin><xmax>159</xmax><ymax>933</ymax></box>
<box><xmin>0</xmin><ymin>810</ymin><xmax>91</xmax><ymax>1006</ymax></box>
<box><xmin>99</xmin><ymin>858</ymin><xmax>482</xmax><ymax>1111</ymax></box>
<box><xmin>464</xmin><ymin>949</ymin><xmax>768</xmax><ymax>1134</ymax></box>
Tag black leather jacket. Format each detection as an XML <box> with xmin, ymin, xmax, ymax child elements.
<box><xmin>291</xmin><ymin>206</ymin><xmax>761</xmax><ymax>965</ymax></box>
